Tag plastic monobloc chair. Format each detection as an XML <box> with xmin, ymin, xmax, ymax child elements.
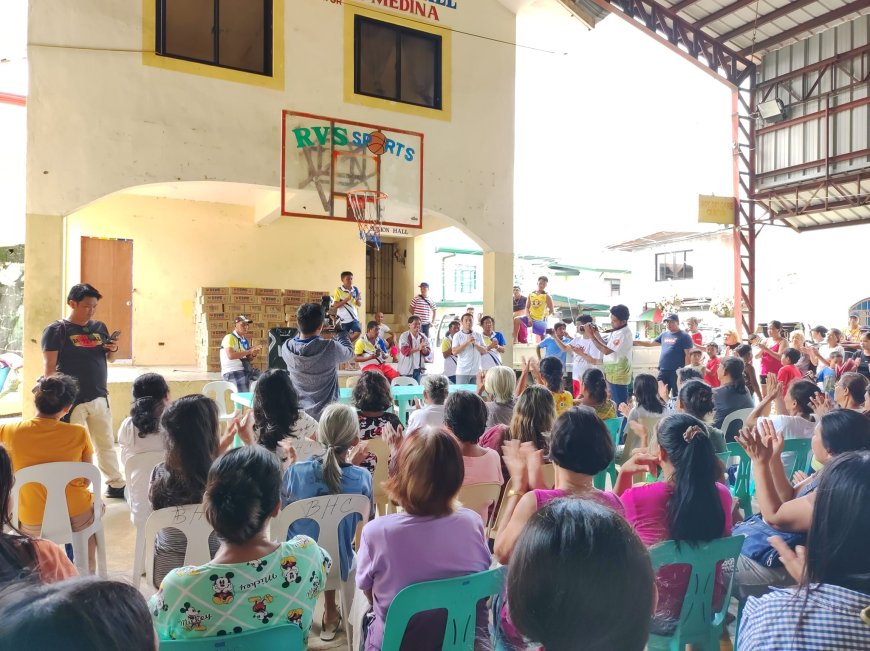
<box><xmin>647</xmin><ymin>535</ymin><xmax>746</xmax><ymax>651</ymax></box>
<box><xmin>159</xmin><ymin>623</ymin><xmax>303</xmax><ymax>649</ymax></box>
<box><xmin>381</xmin><ymin>566</ymin><xmax>507</xmax><ymax>651</ymax></box>
<box><xmin>124</xmin><ymin>450</ymin><xmax>165</xmax><ymax>585</ymax></box>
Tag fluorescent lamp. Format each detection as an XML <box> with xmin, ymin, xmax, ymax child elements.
<box><xmin>757</xmin><ymin>99</ymin><xmax>786</xmax><ymax>122</ymax></box>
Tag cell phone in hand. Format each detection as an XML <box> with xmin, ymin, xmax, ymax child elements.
<box><xmin>109</xmin><ymin>330</ymin><xmax>121</xmax><ymax>341</ymax></box>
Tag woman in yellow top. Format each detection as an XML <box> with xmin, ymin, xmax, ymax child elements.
<box><xmin>576</xmin><ymin>368</ymin><xmax>618</xmax><ymax>420</ymax></box>
<box><xmin>0</xmin><ymin>374</ymin><xmax>97</xmax><ymax>572</ymax></box>
<box><xmin>535</xmin><ymin>357</ymin><xmax>574</xmax><ymax>417</ymax></box>
<box><xmin>525</xmin><ymin>276</ymin><xmax>554</xmax><ymax>342</ymax></box>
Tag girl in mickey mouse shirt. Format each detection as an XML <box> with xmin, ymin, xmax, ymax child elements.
<box><xmin>149</xmin><ymin>446</ymin><xmax>330</xmax><ymax>642</ymax></box>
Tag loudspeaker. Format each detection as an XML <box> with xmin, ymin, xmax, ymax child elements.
<box><xmin>268</xmin><ymin>327</ymin><xmax>298</xmax><ymax>370</ymax></box>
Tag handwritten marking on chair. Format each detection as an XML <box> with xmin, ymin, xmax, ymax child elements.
<box><xmin>172</xmin><ymin>505</ymin><xmax>207</xmax><ymax>525</ymax></box>
<box><xmin>302</xmin><ymin>496</ymin><xmax>356</xmax><ymax>520</ymax></box>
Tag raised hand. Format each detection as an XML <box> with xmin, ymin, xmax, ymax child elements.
<box><xmin>657</xmin><ymin>380</ymin><xmax>669</xmax><ymax>402</ymax></box>
<box><xmin>737</xmin><ymin>425</ymin><xmax>772</xmax><ymax>464</ymax></box>
<box><xmin>501</xmin><ymin>439</ymin><xmax>529</xmax><ymax>493</ymax></box>
<box><xmin>769</xmin><ymin>536</ymin><xmax>806</xmax><ymax>582</ymax></box>
<box><xmin>765</xmin><ymin>373</ymin><xmax>781</xmax><ymax>397</ymax></box>
<box><xmin>810</xmin><ymin>392</ymin><xmax>833</xmax><ymax>418</ymax></box>
<box><xmin>792</xmin><ymin>469</ymin><xmax>809</xmax><ymax>486</ymax></box>
<box><xmin>620</xmin><ymin>451</ymin><xmax>660</xmax><ymax>476</ymax></box>
<box><xmin>381</xmin><ymin>423</ymin><xmax>403</xmax><ymax>450</ymax></box>
<box><xmin>758</xmin><ymin>419</ymin><xmax>784</xmax><ymax>459</ymax></box>
<box><xmin>618</xmin><ymin>401</ymin><xmax>632</xmax><ymax>418</ymax></box>
<box><xmin>350</xmin><ymin>441</ymin><xmax>370</xmax><ymax>466</ymax></box>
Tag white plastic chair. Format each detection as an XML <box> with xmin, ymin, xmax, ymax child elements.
<box><xmin>345</xmin><ymin>375</ymin><xmax>361</xmax><ymax>390</ymax></box>
<box><xmin>365</xmin><ymin>437</ymin><xmax>392</xmax><ymax>516</ymax></box>
<box><xmin>390</xmin><ymin>376</ymin><xmax>418</xmax><ymax>387</ymax></box>
<box><xmin>721</xmin><ymin>407</ymin><xmax>754</xmax><ymax>441</ymax></box>
<box><xmin>202</xmin><ymin>380</ymin><xmax>238</xmax><ymax>424</ymax></box>
<box><xmin>272</xmin><ymin>494</ymin><xmax>371</xmax><ymax>650</ymax></box>
<box><xmin>11</xmin><ymin>461</ymin><xmax>107</xmax><ymax>576</ymax></box>
<box><xmin>456</xmin><ymin>482</ymin><xmax>502</xmax><ymax>537</ymax></box>
<box><xmin>123</xmin><ymin>451</ymin><xmax>165</xmax><ymax>584</ymax></box>
<box><xmin>144</xmin><ymin>504</ymin><xmax>216</xmax><ymax>589</ymax></box>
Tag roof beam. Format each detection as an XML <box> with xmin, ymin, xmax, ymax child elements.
<box><xmin>738</xmin><ymin>0</ymin><xmax>870</xmax><ymax>57</ymax></box>
<box><xmin>693</xmin><ymin>0</ymin><xmax>757</xmax><ymax>29</ymax></box>
<box><xmin>717</xmin><ymin>0</ymin><xmax>819</xmax><ymax>43</ymax></box>
<box><xmin>670</xmin><ymin>0</ymin><xmax>703</xmax><ymax>12</ymax></box>
<box><xmin>795</xmin><ymin>214</ymin><xmax>870</xmax><ymax>231</ymax></box>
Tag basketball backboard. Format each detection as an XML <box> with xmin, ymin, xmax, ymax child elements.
<box><xmin>281</xmin><ymin>110</ymin><xmax>424</xmax><ymax>229</ymax></box>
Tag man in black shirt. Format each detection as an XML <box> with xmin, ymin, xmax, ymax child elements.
<box><xmin>41</xmin><ymin>283</ymin><xmax>125</xmax><ymax>498</ymax></box>
<box><xmin>512</xmin><ymin>285</ymin><xmax>528</xmax><ymax>344</ymax></box>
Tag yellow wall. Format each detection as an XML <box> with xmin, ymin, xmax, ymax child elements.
<box><xmin>66</xmin><ymin>193</ymin><xmax>366</xmax><ymax>365</ymax></box>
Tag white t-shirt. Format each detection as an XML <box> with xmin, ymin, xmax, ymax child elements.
<box><xmin>818</xmin><ymin>344</ymin><xmax>844</xmax><ymax>362</ymax></box>
<box><xmin>406</xmin><ymin>404</ymin><xmax>446</xmax><ymax>435</ymax></box>
<box><xmin>219</xmin><ymin>332</ymin><xmax>248</xmax><ymax>374</ymax></box>
<box><xmin>453</xmin><ymin>330</ymin><xmax>484</xmax><ymax>376</ymax></box>
<box><xmin>398</xmin><ymin>330</ymin><xmax>429</xmax><ymax>376</ymax></box>
<box><xmin>118</xmin><ymin>416</ymin><xmax>166</xmax><ymax>526</ymax></box>
<box><xmin>766</xmin><ymin>415</ymin><xmax>816</xmax><ymax>439</ymax></box>
<box><xmin>378</xmin><ymin>323</ymin><xmax>392</xmax><ymax>341</ymax></box>
<box><xmin>570</xmin><ymin>336</ymin><xmax>601</xmax><ymax>380</ymax></box>
<box><xmin>603</xmin><ymin>325</ymin><xmax>634</xmax><ymax>385</ymax></box>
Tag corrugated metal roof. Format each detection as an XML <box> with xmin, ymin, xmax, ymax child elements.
<box><xmin>657</xmin><ymin>0</ymin><xmax>870</xmax><ymax>59</ymax></box>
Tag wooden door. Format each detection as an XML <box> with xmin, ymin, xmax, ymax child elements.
<box><xmin>80</xmin><ymin>237</ymin><xmax>133</xmax><ymax>359</ymax></box>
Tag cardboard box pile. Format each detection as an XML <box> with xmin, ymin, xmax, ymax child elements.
<box><xmin>194</xmin><ymin>287</ymin><xmax>329</xmax><ymax>372</ymax></box>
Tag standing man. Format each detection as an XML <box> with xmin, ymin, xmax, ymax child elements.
<box><xmin>355</xmin><ymin>321</ymin><xmax>398</xmax><ymax>381</ymax></box>
<box><xmin>398</xmin><ymin>316</ymin><xmax>431</xmax><ymax>383</ymax></box>
<box><xmin>452</xmin><ymin>312</ymin><xmax>487</xmax><ymax>385</ymax></box>
<box><xmin>512</xmin><ymin>285</ymin><xmax>528</xmax><ymax>344</ymax></box>
<box><xmin>634</xmin><ymin>314</ymin><xmax>694</xmax><ymax>397</ymax></box>
<box><xmin>554</xmin><ymin>315</ymin><xmax>601</xmax><ymax>397</ymax></box>
<box><xmin>220</xmin><ymin>316</ymin><xmax>263</xmax><ymax>392</ymax></box>
<box><xmin>526</xmin><ymin>276</ymin><xmax>554</xmax><ymax>343</ymax></box>
<box><xmin>441</xmin><ymin>319</ymin><xmax>460</xmax><ymax>383</ymax></box>
<box><xmin>332</xmin><ymin>271</ymin><xmax>362</xmax><ymax>342</ymax></box>
<box><xmin>409</xmin><ymin>282</ymin><xmax>437</xmax><ymax>338</ymax></box>
<box><xmin>41</xmin><ymin>283</ymin><xmax>125</xmax><ymax>499</ymax></box>
<box><xmin>584</xmin><ymin>304</ymin><xmax>633</xmax><ymax>406</ymax></box>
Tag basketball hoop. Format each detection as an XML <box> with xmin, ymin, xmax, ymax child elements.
<box><xmin>347</xmin><ymin>189</ymin><xmax>387</xmax><ymax>250</ymax></box>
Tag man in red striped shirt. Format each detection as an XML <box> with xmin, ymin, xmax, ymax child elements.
<box><xmin>409</xmin><ymin>282</ymin><xmax>437</xmax><ymax>337</ymax></box>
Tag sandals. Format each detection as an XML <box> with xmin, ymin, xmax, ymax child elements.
<box><xmin>320</xmin><ymin>613</ymin><xmax>342</xmax><ymax>641</ymax></box>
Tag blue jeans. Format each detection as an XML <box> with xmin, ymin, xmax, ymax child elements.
<box><xmin>609</xmin><ymin>383</ymin><xmax>629</xmax><ymax>406</ymax></box>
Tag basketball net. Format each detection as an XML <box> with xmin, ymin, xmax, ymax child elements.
<box><xmin>348</xmin><ymin>189</ymin><xmax>387</xmax><ymax>250</ymax></box>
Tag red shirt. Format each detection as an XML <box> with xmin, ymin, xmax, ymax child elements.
<box><xmin>691</xmin><ymin>332</ymin><xmax>703</xmax><ymax>346</ymax></box>
<box><xmin>777</xmin><ymin>364</ymin><xmax>803</xmax><ymax>395</ymax></box>
<box><xmin>705</xmin><ymin>357</ymin><xmax>721</xmax><ymax>387</ymax></box>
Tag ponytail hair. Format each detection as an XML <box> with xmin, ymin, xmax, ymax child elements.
<box><xmin>33</xmin><ymin>374</ymin><xmax>78</xmax><ymax>415</ymax></box>
<box><xmin>657</xmin><ymin>414</ymin><xmax>724</xmax><ymax>544</ymax></box>
<box><xmin>316</xmin><ymin>404</ymin><xmax>360</xmax><ymax>495</ymax></box>
<box><xmin>581</xmin><ymin>368</ymin><xmax>608</xmax><ymax>404</ymax></box>
<box><xmin>788</xmin><ymin>380</ymin><xmax>821</xmax><ymax>418</ymax></box>
<box><xmin>678</xmin><ymin>380</ymin><xmax>714</xmax><ymax>420</ymax></box>
<box><xmin>130</xmin><ymin>373</ymin><xmax>169</xmax><ymax>436</ymax></box>
<box><xmin>539</xmin><ymin>357</ymin><xmax>564</xmax><ymax>393</ymax></box>
<box><xmin>720</xmin><ymin>357</ymin><xmax>747</xmax><ymax>394</ymax></box>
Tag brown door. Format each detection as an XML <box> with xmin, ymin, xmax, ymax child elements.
<box><xmin>80</xmin><ymin>237</ymin><xmax>133</xmax><ymax>359</ymax></box>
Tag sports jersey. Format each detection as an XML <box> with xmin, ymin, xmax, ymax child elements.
<box><xmin>332</xmin><ymin>285</ymin><xmax>360</xmax><ymax>325</ymax></box>
<box><xmin>527</xmin><ymin>292</ymin><xmax>549</xmax><ymax>322</ymax></box>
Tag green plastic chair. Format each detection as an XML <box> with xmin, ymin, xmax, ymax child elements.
<box><xmin>648</xmin><ymin>535</ymin><xmax>746</xmax><ymax>651</ymax></box>
<box><xmin>381</xmin><ymin>566</ymin><xmax>507</xmax><ymax>651</ymax></box>
<box><xmin>159</xmin><ymin>624</ymin><xmax>303</xmax><ymax>649</ymax></box>
<box><xmin>594</xmin><ymin>418</ymin><xmax>624</xmax><ymax>490</ymax></box>
<box><xmin>726</xmin><ymin>442</ymin><xmax>753</xmax><ymax>516</ymax></box>
<box><xmin>782</xmin><ymin>438</ymin><xmax>812</xmax><ymax>477</ymax></box>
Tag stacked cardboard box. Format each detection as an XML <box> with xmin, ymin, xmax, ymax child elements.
<box><xmin>195</xmin><ymin>286</ymin><xmax>328</xmax><ymax>372</ymax></box>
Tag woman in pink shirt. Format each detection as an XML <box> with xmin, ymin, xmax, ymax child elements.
<box><xmin>443</xmin><ymin>391</ymin><xmax>503</xmax><ymax>522</ymax></box>
<box><xmin>753</xmin><ymin>320</ymin><xmax>785</xmax><ymax>397</ymax></box>
<box><xmin>615</xmin><ymin>413</ymin><xmax>732</xmax><ymax>635</ymax></box>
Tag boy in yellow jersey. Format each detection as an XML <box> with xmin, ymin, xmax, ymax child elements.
<box><xmin>525</xmin><ymin>276</ymin><xmax>554</xmax><ymax>343</ymax></box>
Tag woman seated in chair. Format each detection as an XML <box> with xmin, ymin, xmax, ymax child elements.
<box><xmin>352</xmin><ymin>371</ymin><xmax>402</xmax><ymax>475</ymax></box>
<box><xmin>744</xmin><ymin>376</ymin><xmax>820</xmax><ymax>440</ymax></box>
<box><xmin>616</xmin><ymin>413</ymin><xmax>733</xmax><ymax>635</ymax></box>
<box><xmin>282</xmin><ymin>403</ymin><xmax>372</xmax><ymax>642</ymax></box>
<box><xmin>118</xmin><ymin>373</ymin><xmax>170</xmax><ymax>527</ymax></box>
<box><xmin>148</xmin><ymin>395</ymin><xmax>224</xmax><ymax>588</ymax></box>
<box><xmin>477</xmin><ymin>365</ymin><xmax>517</xmax><ymax>428</ymax></box>
<box><xmin>251</xmin><ymin>369</ymin><xmax>318</xmax><ymax>467</ymax></box>
<box><xmin>575</xmin><ymin>367</ymin><xmax>617</xmax><ymax>421</ymax></box>
<box><xmin>480</xmin><ymin>385</ymin><xmax>555</xmax><ymax>477</ymax></box>
<box><xmin>508</xmin><ymin>499</ymin><xmax>655</xmax><ymax>651</ymax></box>
<box><xmin>731</xmin><ymin>410</ymin><xmax>870</xmax><ymax>603</ymax></box>
<box><xmin>406</xmin><ymin>374</ymin><xmax>449</xmax><ymax>435</ymax></box>
<box><xmin>0</xmin><ymin>445</ymin><xmax>77</xmax><ymax>585</ymax></box>
<box><xmin>0</xmin><ymin>374</ymin><xmax>99</xmax><ymax>572</ymax></box>
<box><xmin>150</xmin><ymin>446</ymin><xmax>330</xmax><ymax>642</ymax></box>
<box><xmin>739</xmin><ymin>450</ymin><xmax>870</xmax><ymax>651</ymax></box>
<box><xmin>443</xmin><ymin>391</ymin><xmax>503</xmax><ymax>522</ymax></box>
<box><xmin>0</xmin><ymin>577</ymin><xmax>155</xmax><ymax>651</ymax></box>
<box><xmin>712</xmin><ymin>357</ymin><xmax>755</xmax><ymax>434</ymax></box>
<box><xmin>356</xmin><ymin>428</ymin><xmax>491</xmax><ymax>651</ymax></box>
<box><xmin>677</xmin><ymin>380</ymin><xmax>727</xmax><ymax>452</ymax></box>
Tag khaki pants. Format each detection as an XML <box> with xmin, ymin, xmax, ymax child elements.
<box><xmin>70</xmin><ymin>397</ymin><xmax>124</xmax><ymax>489</ymax></box>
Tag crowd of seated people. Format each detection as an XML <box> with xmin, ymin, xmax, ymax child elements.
<box><xmin>3</xmin><ymin>310</ymin><xmax>870</xmax><ymax>650</ymax></box>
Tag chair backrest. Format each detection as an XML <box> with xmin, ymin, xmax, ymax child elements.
<box><xmin>159</xmin><ymin>623</ymin><xmax>303</xmax><ymax>649</ymax></box>
<box><xmin>603</xmin><ymin>417</ymin><xmax>624</xmax><ymax>445</ymax></box>
<box><xmin>123</xmin><ymin>451</ymin><xmax>165</xmax><ymax>520</ymax></box>
<box><xmin>541</xmin><ymin>463</ymin><xmax>556</xmax><ymax>489</ymax></box>
<box><xmin>345</xmin><ymin>375</ymin><xmax>361</xmax><ymax>389</ymax></box>
<box><xmin>365</xmin><ymin>436</ymin><xmax>391</xmax><ymax>499</ymax></box>
<box><xmin>648</xmin><ymin>535</ymin><xmax>746</xmax><ymax>648</ymax></box>
<box><xmin>456</xmin><ymin>482</ymin><xmax>502</xmax><ymax>533</ymax></box>
<box><xmin>271</xmin><ymin>494</ymin><xmax>371</xmax><ymax>586</ymax></box>
<box><xmin>11</xmin><ymin>462</ymin><xmax>103</xmax><ymax>543</ymax></box>
<box><xmin>289</xmin><ymin>438</ymin><xmax>326</xmax><ymax>463</ymax></box>
<box><xmin>144</xmin><ymin>504</ymin><xmax>216</xmax><ymax>587</ymax></box>
<box><xmin>202</xmin><ymin>380</ymin><xmax>237</xmax><ymax>417</ymax></box>
<box><xmin>721</xmin><ymin>408</ymin><xmax>754</xmax><ymax>442</ymax></box>
<box><xmin>783</xmin><ymin>438</ymin><xmax>813</xmax><ymax>477</ymax></box>
<box><xmin>391</xmin><ymin>376</ymin><xmax>418</xmax><ymax>387</ymax></box>
<box><xmin>381</xmin><ymin>566</ymin><xmax>507</xmax><ymax>651</ymax></box>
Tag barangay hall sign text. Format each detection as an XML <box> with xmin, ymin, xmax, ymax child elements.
<box><xmin>369</xmin><ymin>0</ymin><xmax>457</xmax><ymax>21</ymax></box>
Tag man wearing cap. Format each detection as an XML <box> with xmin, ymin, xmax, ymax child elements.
<box><xmin>220</xmin><ymin>316</ymin><xmax>263</xmax><ymax>392</ymax></box>
<box><xmin>409</xmin><ymin>282</ymin><xmax>437</xmax><ymax>337</ymax></box>
<box><xmin>635</xmin><ymin>313</ymin><xmax>695</xmax><ymax>397</ymax></box>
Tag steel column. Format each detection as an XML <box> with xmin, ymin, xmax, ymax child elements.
<box><xmin>733</xmin><ymin>81</ymin><xmax>757</xmax><ymax>336</ymax></box>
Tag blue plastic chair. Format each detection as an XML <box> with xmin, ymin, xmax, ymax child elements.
<box><xmin>647</xmin><ymin>535</ymin><xmax>745</xmax><ymax>651</ymax></box>
<box><xmin>159</xmin><ymin>624</ymin><xmax>303</xmax><ymax>649</ymax></box>
<box><xmin>594</xmin><ymin>417</ymin><xmax>624</xmax><ymax>490</ymax></box>
<box><xmin>381</xmin><ymin>566</ymin><xmax>507</xmax><ymax>651</ymax></box>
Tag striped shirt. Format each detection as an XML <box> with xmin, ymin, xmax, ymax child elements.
<box><xmin>409</xmin><ymin>295</ymin><xmax>436</xmax><ymax>324</ymax></box>
<box><xmin>738</xmin><ymin>584</ymin><xmax>870</xmax><ymax>650</ymax></box>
